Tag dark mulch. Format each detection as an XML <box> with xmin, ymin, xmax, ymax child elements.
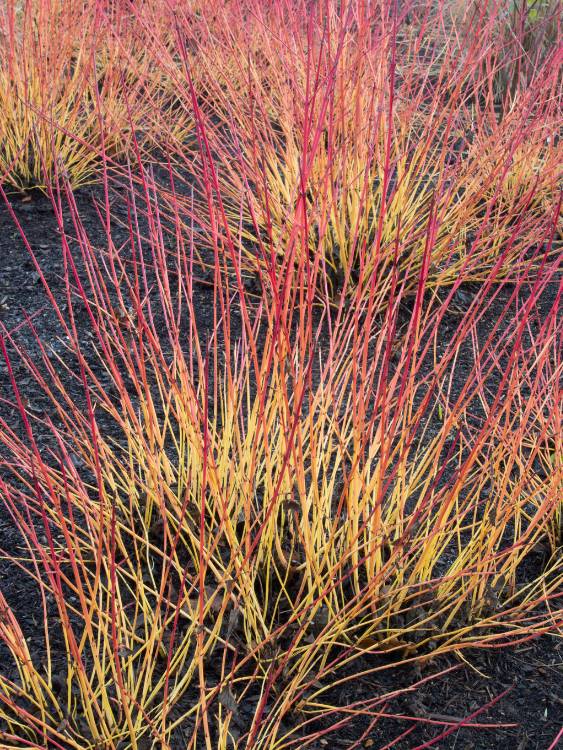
<box><xmin>0</xmin><ymin>185</ymin><xmax>561</xmax><ymax>749</ymax></box>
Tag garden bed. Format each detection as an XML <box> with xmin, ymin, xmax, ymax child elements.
<box><xmin>1</xmin><ymin>183</ymin><xmax>560</xmax><ymax>749</ymax></box>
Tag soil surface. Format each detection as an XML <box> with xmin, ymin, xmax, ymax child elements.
<box><xmin>0</xmin><ymin>184</ymin><xmax>561</xmax><ymax>750</ymax></box>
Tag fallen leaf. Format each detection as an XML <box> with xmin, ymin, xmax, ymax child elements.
<box><xmin>218</xmin><ymin>687</ymin><xmax>238</xmax><ymax>715</ymax></box>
